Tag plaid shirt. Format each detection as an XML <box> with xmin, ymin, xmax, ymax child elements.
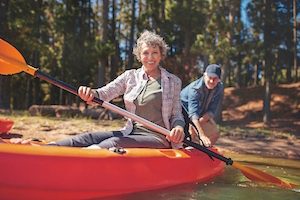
<box><xmin>96</xmin><ymin>66</ymin><xmax>185</xmax><ymax>136</ymax></box>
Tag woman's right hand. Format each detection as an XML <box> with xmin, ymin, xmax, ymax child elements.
<box><xmin>78</xmin><ymin>86</ymin><xmax>97</xmax><ymax>104</ymax></box>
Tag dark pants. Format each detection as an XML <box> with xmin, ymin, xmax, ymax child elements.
<box><xmin>51</xmin><ymin>130</ymin><xmax>170</xmax><ymax>149</ymax></box>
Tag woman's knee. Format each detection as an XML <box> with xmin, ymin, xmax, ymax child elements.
<box><xmin>54</xmin><ymin>133</ymin><xmax>94</xmax><ymax>147</ymax></box>
<box><xmin>98</xmin><ymin>137</ymin><xmax>122</xmax><ymax>148</ymax></box>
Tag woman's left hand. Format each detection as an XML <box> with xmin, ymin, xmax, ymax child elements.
<box><xmin>167</xmin><ymin>126</ymin><xmax>184</xmax><ymax>144</ymax></box>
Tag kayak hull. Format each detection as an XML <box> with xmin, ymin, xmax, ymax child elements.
<box><xmin>0</xmin><ymin>119</ymin><xmax>14</xmax><ymax>133</ymax></box>
<box><xmin>0</xmin><ymin>144</ymin><xmax>224</xmax><ymax>199</ymax></box>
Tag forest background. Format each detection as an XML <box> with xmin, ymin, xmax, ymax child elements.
<box><xmin>0</xmin><ymin>0</ymin><xmax>299</xmax><ymax>127</ymax></box>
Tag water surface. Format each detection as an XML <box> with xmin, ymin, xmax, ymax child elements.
<box><xmin>102</xmin><ymin>154</ymin><xmax>300</xmax><ymax>200</ymax></box>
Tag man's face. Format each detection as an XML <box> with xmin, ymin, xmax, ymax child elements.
<box><xmin>204</xmin><ymin>73</ymin><xmax>220</xmax><ymax>89</ymax></box>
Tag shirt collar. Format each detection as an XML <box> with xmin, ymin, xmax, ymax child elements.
<box><xmin>140</xmin><ymin>65</ymin><xmax>166</xmax><ymax>80</ymax></box>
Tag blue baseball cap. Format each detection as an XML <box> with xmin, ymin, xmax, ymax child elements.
<box><xmin>205</xmin><ymin>64</ymin><xmax>221</xmax><ymax>79</ymax></box>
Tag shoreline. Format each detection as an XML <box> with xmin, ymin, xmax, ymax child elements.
<box><xmin>0</xmin><ymin>114</ymin><xmax>299</xmax><ymax>160</ymax></box>
<box><xmin>216</xmin><ymin>135</ymin><xmax>300</xmax><ymax>160</ymax></box>
<box><xmin>1</xmin><ymin>132</ymin><xmax>299</xmax><ymax>160</ymax></box>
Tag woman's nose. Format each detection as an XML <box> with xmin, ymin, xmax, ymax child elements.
<box><xmin>148</xmin><ymin>53</ymin><xmax>154</xmax><ymax>58</ymax></box>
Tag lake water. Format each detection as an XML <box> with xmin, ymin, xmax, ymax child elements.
<box><xmin>102</xmin><ymin>153</ymin><xmax>300</xmax><ymax>200</ymax></box>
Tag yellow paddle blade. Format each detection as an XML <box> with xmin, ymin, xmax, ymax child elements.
<box><xmin>233</xmin><ymin>162</ymin><xmax>297</xmax><ymax>189</ymax></box>
<box><xmin>0</xmin><ymin>39</ymin><xmax>36</xmax><ymax>76</ymax></box>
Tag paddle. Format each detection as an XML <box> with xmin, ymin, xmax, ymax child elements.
<box><xmin>0</xmin><ymin>38</ymin><xmax>296</xmax><ymax>189</ymax></box>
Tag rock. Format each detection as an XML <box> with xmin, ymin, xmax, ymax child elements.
<box><xmin>28</xmin><ymin>105</ymin><xmax>81</xmax><ymax>118</ymax></box>
<box><xmin>28</xmin><ymin>105</ymin><xmax>122</xmax><ymax>120</ymax></box>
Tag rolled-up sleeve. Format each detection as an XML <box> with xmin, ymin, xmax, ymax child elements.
<box><xmin>96</xmin><ymin>71</ymin><xmax>129</xmax><ymax>102</ymax></box>
<box><xmin>188</xmin><ymin>86</ymin><xmax>202</xmax><ymax>121</ymax></box>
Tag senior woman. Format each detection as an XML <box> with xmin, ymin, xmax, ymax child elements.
<box><xmin>51</xmin><ymin>30</ymin><xmax>185</xmax><ymax>149</ymax></box>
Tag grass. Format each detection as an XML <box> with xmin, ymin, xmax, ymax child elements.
<box><xmin>1</xmin><ymin>110</ymin><xmax>295</xmax><ymax>142</ymax></box>
<box><xmin>0</xmin><ymin>111</ymin><xmax>125</xmax><ymax>142</ymax></box>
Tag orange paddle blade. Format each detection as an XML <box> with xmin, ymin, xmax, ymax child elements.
<box><xmin>233</xmin><ymin>162</ymin><xmax>297</xmax><ymax>189</ymax></box>
<box><xmin>0</xmin><ymin>39</ymin><xmax>25</xmax><ymax>75</ymax></box>
<box><xmin>0</xmin><ymin>39</ymin><xmax>36</xmax><ymax>76</ymax></box>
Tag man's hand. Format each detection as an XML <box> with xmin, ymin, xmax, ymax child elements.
<box><xmin>199</xmin><ymin>112</ymin><xmax>213</xmax><ymax>124</ymax></box>
<box><xmin>199</xmin><ymin>134</ymin><xmax>212</xmax><ymax>147</ymax></box>
<box><xmin>189</xmin><ymin>125</ymin><xmax>212</xmax><ymax>147</ymax></box>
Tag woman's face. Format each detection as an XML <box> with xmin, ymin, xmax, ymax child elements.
<box><xmin>204</xmin><ymin>74</ymin><xmax>220</xmax><ymax>89</ymax></box>
<box><xmin>140</xmin><ymin>43</ymin><xmax>162</xmax><ymax>71</ymax></box>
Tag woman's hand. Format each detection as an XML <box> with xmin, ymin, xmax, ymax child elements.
<box><xmin>78</xmin><ymin>86</ymin><xmax>97</xmax><ymax>105</ymax></box>
<box><xmin>167</xmin><ymin>126</ymin><xmax>184</xmax><ymax>144</ymax></box>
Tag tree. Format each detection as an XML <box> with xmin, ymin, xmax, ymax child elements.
<box><xmin>247</xmin><ymin>0</ymin><xmax>281</xmax><ymax>124</ymax></box>
<box><xmin>109</xmin><ymin>0</ymin><xmax>121</xmax><ymax>80</ymax></box>
<box><xmin>168</xmin><ymin>0</ymin><xmax>208</xmax><ymax>83</ymax></box>
<box><xmin>127</xmin><ymin>0</ymin><xmax>136</xmax><ymax>69</ymax></box>
<box><xmin>1</xmin><ymin>0</ymin><xmax>298</xmax><ymax>111</ymax></box>
<box><xmin>96</xmin><ymin>0</ymin><xmax>108</xmax><ymax>87</ymax></box>
<box><xmin>293</xmin><ymin>0</ymin><xmax>298</xmax><ymax>81</ymax></box>
<box><xmin>263</xmin><ymin>0</ymin><xmax>272</xmax><ymax>124</ymax></box>
<box><xmin>0</xmin><ymin>0</ymin><xmax>11</xmax><ymax>109</ymax></box>
<box><xmin>193</xmin><ymin>0</ymin><xmax>241</xmax><ymax>86</ymax></box>
<box><xmin>0</xmin><ymin>0</ymin><xmax>51</xmax><ymax>109</ymax></box>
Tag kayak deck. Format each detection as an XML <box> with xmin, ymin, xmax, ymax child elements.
<box><xmin>0</xmin><ymin>144</ymin><xmax>224</xmax><ymax>199</ymax></box>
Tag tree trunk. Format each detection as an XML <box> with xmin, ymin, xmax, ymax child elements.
<box><xmin>97</xmin><ymin>0</ymin><xmax>109</xmax><ymax>87</ymax></box>
<box><xmin>25</xmin><ymin>78</ymin><xmax>33</xmax><ymax>108</ymax></box>
<box><xmin>235</xmin><ymin>1</ymin><xmax>242</xmax><ymax>88</ymax></box>
<box><xmin>253</xmin><ymin>63</ymin><xmax>258</xmax><ymax>86</ymax></box>
<box><xmin>221</xmin><ymin>3</ymin><xmax>234</xmax><ymax>86</ymax></box>
<box><xmin>0</xmin><ymin>76</ymin><xmax>11</xmax><ymax>109</ymax></box>
<box><xmin>110</xmin><ymin>0</ymin><xmax>120</xmax><ymax>80</ymax></box>
<box><xmin>127</xmin><ymin>0</ymin><xmax>136</xmax><ymax>69</ymax></box>
<box><xmin>293</xmin><ymin>0</ymin><xmax>298</xmax><ymax>81</ymax></box>
<box><xmin>286</xmin><ymin>0</ymin><xmax>293</xmax><ymax>82</ymax></box>
<box><xmin>263</xmin><ymin>0</ymin><xmax>272</xmax><ymax>125</ymax></box>
<box><xmin>0</xmin><ymin>0</ymin><xmax>10</xmax><ymax>109</ymax></box>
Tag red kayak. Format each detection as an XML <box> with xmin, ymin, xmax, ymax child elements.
<box><xmin>0</xmin><ymin>144</ymin><xmax>224</xmax><ymax>199</ymax></box>
<box><xmin>0</xmin><ymin>119</ymin><xmax>14</xmax><ymax>133</ymax></box>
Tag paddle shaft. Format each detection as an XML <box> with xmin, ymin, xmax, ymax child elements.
<box><xmin>35</xmin><ymin>70</ymin><xmax>173</xmax><ymax>137</ymax></box>
<box><xmin>184</xmin><ymin>139</ymin><xmax>233</xmax><ymax>165</ymax></box>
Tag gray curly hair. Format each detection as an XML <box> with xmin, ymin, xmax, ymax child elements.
<box><xmin>133</xmin><ymin>30</ymin><xmax>169</xmax><ymax>62</ymax></box>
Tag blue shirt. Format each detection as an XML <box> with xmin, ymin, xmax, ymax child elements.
<box><xmin>180</xmin><ymin>77</ymin><xmax>224</xmax><ymax>120</ymax></box>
